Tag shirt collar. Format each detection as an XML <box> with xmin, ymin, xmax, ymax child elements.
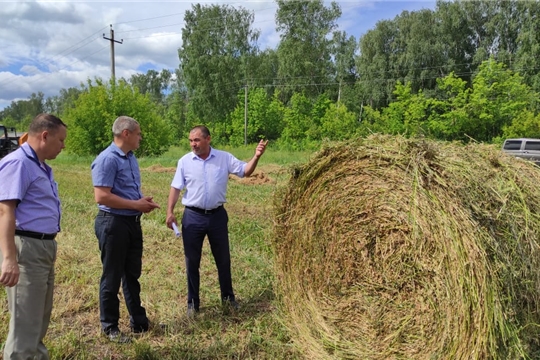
<box><xmin>20</xmin><ymin>142</ymin><xmax>52</xmax><ymax>173</ymax></box>
<box><xmin>110</xmin><ymin>142</ymin><xmax>132</xmax><ymax>158</ymax></box>
<box><xmin>191</xmin><ymin>147</ymin><xmax>215</xmax><ymax>160</ymax></box>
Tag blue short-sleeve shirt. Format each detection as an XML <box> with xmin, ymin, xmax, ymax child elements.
<box><xmin>91</xmin><ymin>142</ymin><xmax>142</xmax><ymax>216</ymax></box>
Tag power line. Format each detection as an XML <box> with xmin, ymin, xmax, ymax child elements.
<box><xmin>2</xmin><ymin>45</ymin><xmax>109</xmax><ymax>89</ymax></box>
<box><xmin>0</xmin><ymin>26</ymin><xmax>108</xmax><ymax>89</ymax></box>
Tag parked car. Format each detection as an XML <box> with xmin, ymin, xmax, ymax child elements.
<box><xmin>502</xmin><ymin>138</ymin><xmax>540</xmax><ymax>165</ymax></box>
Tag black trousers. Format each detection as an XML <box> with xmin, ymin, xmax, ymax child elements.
<box><xmin>182</xmin><ymin>206</ymin><xmax>234</xmax><ymax>309</ymax></box>
<box><xmin>94</xmin><ymin>211</ymin><xmax>148</xmax><ymax>333</ymax></box>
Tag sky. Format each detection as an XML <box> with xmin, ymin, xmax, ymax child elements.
<box><xmin>0</xmin><ymin>0</ymin><xmax>436</xmax><ymax>111</ymax></box>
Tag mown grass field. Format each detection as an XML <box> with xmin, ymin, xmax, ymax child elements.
<box><xmin>0</xmin><ymin>144</ymin><xmax>312</xmax><ymax>360</ymax></box>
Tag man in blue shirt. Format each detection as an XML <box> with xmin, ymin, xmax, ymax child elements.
<box><xmin>166</xmin><ymin>125</ymin><xmax>267</xmax><ymax>317</ymax></box>
<box><xmin>0</xmin><ymin>113</ymin><xmax>67</xmax><ymax>359</ymax></box>
<box><xmin>91</xmin><ymin>116</ymin><xmax>160</xmax><ymax>342</ymax></box>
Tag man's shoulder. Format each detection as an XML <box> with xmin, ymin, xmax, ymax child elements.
<box><xmin>0</xmin><ymin>148</ymin><xmax>26</xmax><ymax>167</ymax></box>
<box><xmin>94</xmin><ymin>143</ymin><xmax>123</xmax><ymax>158</ymax></box>
<box><xmin>178</xmin><ymin>152</ymin><xmax>194</xmax><ymax>165</ymax></box>
<box><xmin>92</xmin><ymin>146</ymin><xmax>119</xmax><ymax>168</ymax></box>
<box><xmin>209</xmin><ymin>148</ymin><xmax>234</xmax><ymax>159</ymax></box>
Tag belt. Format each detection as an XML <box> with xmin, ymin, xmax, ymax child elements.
<box><xmin>97</xmin><ymin>210</ymin><xmax>142</xmax><ymax>222</ymax></box>
<box><xmin>185</xmin><ymin>205</ymin><xmax>223</xmax><ymax>215</ymax></box>
<box><xmin>15</xmin><ymin>230</ymin><xmax>57</xmax><ymax>240</ymax></box>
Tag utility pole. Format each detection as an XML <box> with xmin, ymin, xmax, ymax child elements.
<box><xmin>244</xmin><ymin>84</ymin><xmax>248</xmax><ymax>145</ymax></box>
<box><xmin>103</xmin><ymin>25</ymin><xmax>123</xmax><ymax>81</ymax></box>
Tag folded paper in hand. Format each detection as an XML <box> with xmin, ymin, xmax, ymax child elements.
<box><xmin>172</xmin><ymin>222</ymin><xmax>181</xmax><ymax>237</ymax></box>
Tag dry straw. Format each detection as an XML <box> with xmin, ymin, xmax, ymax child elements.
<box><xmin>273</xmin><ymin>134</ymin><xmax>540</xmax><ymax>359</ymax></box>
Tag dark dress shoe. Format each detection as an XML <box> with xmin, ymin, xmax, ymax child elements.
<box><xmin>222</xmin><ymin>298</ymin><xmax>239</xmax><ymax>310</ymax></box>
<box><xmin>131</xmin><ymin>323</ymin><xmax>149</xmax><ymax>334</ymax></box>
<box><xmin>187</xmin><ymin>302</ymin><xmax>199</xmax><ymax>319</ymax></box>
<box><xmin>106</xmin><ymin>329</ymin><xmax>131</xmax><ymax>343</ymax></box>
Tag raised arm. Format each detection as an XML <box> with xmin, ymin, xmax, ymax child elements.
<box><xmin>244</xmin><ymin>140</ymin><xmax>268</xmax><ymax>177</ymax></box>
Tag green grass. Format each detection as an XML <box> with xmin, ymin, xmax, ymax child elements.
<box><xmin>0</xmin><ymin>146</ymin><xmax>312</xmax><ymax>359</ymax></box>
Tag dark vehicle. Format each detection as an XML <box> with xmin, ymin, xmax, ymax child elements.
<box><xmin>502</xmin><ymin>138</ymin><xmax>540</xmax><ymax>166</ymax></box>
<box><xmin>0</xmin><ymin>125</ymin><xmax>22</xmax><ymax>159</ymax></box>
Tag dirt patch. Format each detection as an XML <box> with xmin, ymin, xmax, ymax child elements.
<box><xmin>144</xmin><ymin>164</ymin><xmax>176</xmax><ymax>173</ymax></box>
<box><xmin>230</xmin><ymin>171</ymin><xmax>274</xmax><ymax>185</ymax></box>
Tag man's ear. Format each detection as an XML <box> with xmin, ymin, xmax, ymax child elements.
<box><xmin>41</xmin><ymin>130</ymin><xmax>49</xmax><ymax>141</ymax></box>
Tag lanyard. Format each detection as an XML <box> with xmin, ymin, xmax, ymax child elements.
<box><xmin>21</xmin><ymin>144</ymin><xmax>51</xmax><ymax>178</ymax></box>
<box><xmin>20</xmin><ymin>144</ymin><xmax>61</xmax><ymax>229</ymax></box>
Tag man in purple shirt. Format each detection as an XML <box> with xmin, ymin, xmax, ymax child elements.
<box><xmin>91</xmin><ymin>116</ymin><xmax>159</xmax><ymax>342</ymax></box>
<box><xmin>166</xmin><ymin>125</ymin><xmax>267</xmax><ymax>317</ymax></box>
<box><xmin>0</xmin><ymin>113</ymin><xmax>67</xmax><ymax>359</ymax></box>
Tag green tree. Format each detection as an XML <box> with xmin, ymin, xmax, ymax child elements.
<box><xmin>128</xmin><ymin>69</ymin><xmax>172</xmax><ymax>105</ymax></box>
<box><xmin>465</xmin><ymin>60</ymin><xmax>535</xmax><ymax>142</ymax></box>
<box><xmin>280</xmin><ymin>92</ymin><xmax>314</xmax><ymax>145</ymax></box>
<box><xmin>502</xmin><ymin>111</ymin><xmax>540</xmax><ymax>140</ymax></box>
<box><xmin>43</xmin><ymin>86</ymin><xmax>84</xmax><ymax>116</ymax></box>
<box><xmin>376</xmin><ymin>82</ymin><xmax>429</xmax><ymax>136</ymax></box>
<box><xmin>356</xmin><ymin>0</ymin><xmax>535</xmax><ymax>112</ymax></box>
<box><xmin>358</xmin><ymin>60</ymin><xmax>537</xmax><ymax>143</ymax></box>
<box><xmin>356</xmin><ymin>19</ymin><xmax>399</xmax><ymax>109</ymax></box>
<box><xmin>331</xmin><ymin>30</ymin><xmax>358</xmax><ymax>112</ymax></box>
<box><xmin>427</xmin><ymin>73</ymin><xmax>471</xmax><ymax>141</ymax></box>
<box><xmin>357</xmin><ymin>9</ymin><xmax>443</xmax><ymax>109</ymax></box>
<box><xmin>247</xmin><ymin>48</ymin><xmax>279</xmax><ymax>97</ymax></box>
<box><xmin>0</xmin><ymin>92</ymin><xmax>45</xmax><ymax>127</ymax></box>
<box><xmin>320</xmin><ymin>102</ymin><xmax>358</xmax><ymax>140</ymax></box>
<box><xmin>63</xmin><ymin>79</ymin><xmax>171</xmax><ymax>156</ymax></box>
<box><xmin>275</xmin><ymin>0</ymin><xmax>341</xmax><ymax>102</ymax></box>
<box><xmin>435</xmin><ymin>1</ymin><xmax>477</xmax><ymax>82</ymax></box>
<box><xmin>228</xmin><ymin>88</ymin><xmax>284</xmax><ymax>146</ymax></box>
<box><xmin>163</xmin><ymin>89</ymin><xmax>188</xmax><ymax>142</ymax></box>
<box><xmin>514</xmin><ymin>1</ymin><xmax>540</xmax><ymax>96</ymax></box>
<box><xmin>178</xmin><ymin>4</ymin><xmax>259</xmax><ymax>124</ymax></box>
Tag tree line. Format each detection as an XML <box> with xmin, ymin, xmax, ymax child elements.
<box><xmin>1</xmin><ymin>0</ymin><xmax>540</xmax><ymax>156</ymax></box>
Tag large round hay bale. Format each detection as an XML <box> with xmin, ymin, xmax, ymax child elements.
<box><xmin>273</xmin><ymin>135</ymin><xmax>540</xmax><ymax>359</ymax></box>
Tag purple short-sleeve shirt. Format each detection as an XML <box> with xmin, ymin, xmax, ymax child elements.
<box><xmin>0</xmin><ymin>143</ymin><xmax>61</xmax><ymax>233</ymax></box>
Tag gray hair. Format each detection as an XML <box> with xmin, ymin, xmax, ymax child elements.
<box><xmin>112</xmin><ymin>116</ymin><xmax>139</xmax><ymax>137</ymax></box>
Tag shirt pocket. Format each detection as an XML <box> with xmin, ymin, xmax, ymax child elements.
<box><xmin>213</xmin><ymin>168</ymin><xmax>229</xmax><ymax>185</ymax></box>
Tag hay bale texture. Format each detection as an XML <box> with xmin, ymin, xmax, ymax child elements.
<box><xmin>273</xmin><ymin>135</ymin><xmax>540</xmax><ymax>359</ymax></box>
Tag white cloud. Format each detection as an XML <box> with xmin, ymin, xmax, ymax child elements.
<box><xmin>20</xmin><ymin>65</ymin><xmax>41</xmax><ymax>75</ymax></box>
<box><xmin>0</xmin><ymin>0</ymin><xmax>436</xmax><ymax>112</ymax></box>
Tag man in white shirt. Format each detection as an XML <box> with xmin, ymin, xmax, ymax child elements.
<box><xmin>166</xmin><ymin>125</ymin><xmax>267</xmax><ymax>316</ymax></box>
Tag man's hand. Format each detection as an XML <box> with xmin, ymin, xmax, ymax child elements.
<box><xmin>255</xmin><ymin>139</ymin><xmax>268</xmax><ymax>158</ymax></box>
<box><xmin>0</xmin><ymin>258</ymin><xmax>19</xmax><ymax>287</ymax></box>
<box><xmin>137</xmin><ymin>196</ymin><xmax>160</xmax><ymax>213</ymax></box>
<box><xmin>244</xmin><ymin>140</ymin><xmax>268</xmax><ymax>177</ymax></box>
<box><xmin>166</xmin><ymin>213</ymin><xmax>178</xmax><ymax>230</ymax></box>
